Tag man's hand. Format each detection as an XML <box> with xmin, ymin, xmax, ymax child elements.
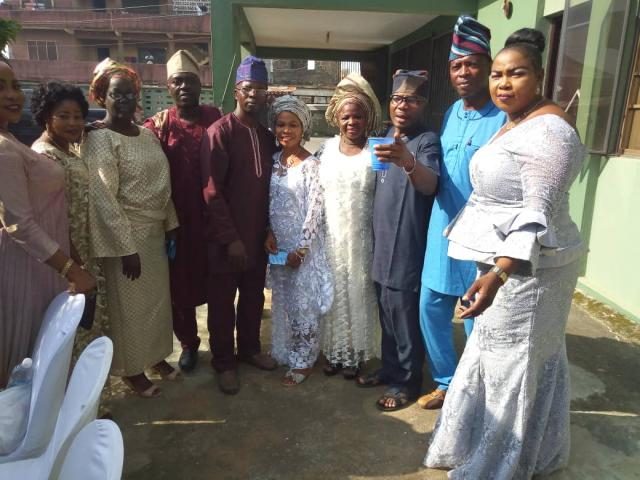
<box><xmin>373</xmin><ymin>131</ymin><xmax>414</xmax><ymax>169</ymax></box>
<box><xmin>227</xmin><ymin>239</ymin><xmax>248</xmax><ymax>271</ymax></box>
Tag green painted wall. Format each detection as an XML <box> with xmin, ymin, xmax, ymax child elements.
<box><xmin>477</xmin><ymin>0</ymin><xmax>545</xmax><ymax>53</ymax></box>
<box><xmin>575</xmin><ymin>155</ymin><xmax>640</xmax><ymax>321</ymax></box>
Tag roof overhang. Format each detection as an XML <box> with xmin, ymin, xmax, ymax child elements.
<box><xmin>243</xmin><ymin>7</ymin><xmax>437</xmax><ymax>52</ymax></box>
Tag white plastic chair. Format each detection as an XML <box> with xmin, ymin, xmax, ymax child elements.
<box><xmin>0</xmin><ymin>336</ymin><xmax>113</xmax><ymax>480</ymax></box>
<box><xmin>0</xmin><ymin>292</ymin><xmax>85</xmax><ymax>464</ymax></box>
<box><xmin>58</xmin><ymin>420</ymin><xmax>123</xmax><ymax>480</ymax></box>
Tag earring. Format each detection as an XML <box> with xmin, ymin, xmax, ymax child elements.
<box><xmin>275</xmin><ymin>138</ymin><xmax>280</xmax><ymax>147</ymax></box>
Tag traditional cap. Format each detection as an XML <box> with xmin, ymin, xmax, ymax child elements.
<box><xmin>392</xmin><ymin>70</ymin><xmax>429</xmax><ymax>98</ymax></box>
<box><xmin>236</xmin><ymin>55</ymin><xmax>268</xmax><ymax>85</ymax></box>
<box><xmin>268</xmin><ymin>95</ymin><xmax>312</xmax><ymax>142</ymax></box>
<box><xmin>167</xmin><ymin>49</ymin><xmax>200</xmax><ymax>79</ymax></box>
<box><xmin>450</xmin><ymin>15</ymin><xmax>492</xmax><ymax>61</ymax></box>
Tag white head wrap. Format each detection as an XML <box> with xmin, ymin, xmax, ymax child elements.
<box><xmin>268</xmin><ymin>95</ymin><xmax>312</xmax><ymax>142</ymax></box>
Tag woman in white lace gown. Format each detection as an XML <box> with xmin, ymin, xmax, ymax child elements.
<box><xmin>318</xmin><ymin>74</ymin><xmax>382</xmax><ymax>378</ymax></box>
<box><xmin>424</xmin><ymin>30</ymin><xmax>585</xmax><ymax>479</ymax></box>
<box><xmin>265</xmin><ymin>96</ymin><xmax>333</xmax><ymax>385</ymax></box>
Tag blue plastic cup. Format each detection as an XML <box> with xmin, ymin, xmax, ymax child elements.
<box><xmin>368</xmin><ymin>137</ymin><xmax>392</xmax><ymax>171</ymax></box>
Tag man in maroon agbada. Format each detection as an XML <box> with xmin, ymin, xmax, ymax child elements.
<box><xmin>200</xmin><ymin>56</ymin><xmax>278</xmax><ymax>394</ymax></box>
<box><xmin>144</xmin><ymin>49</ymin><xmax>222</xmax><ymax>372</ymax></box>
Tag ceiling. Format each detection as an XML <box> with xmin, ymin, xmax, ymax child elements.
<box><xmin>243</xmin><ymin>7</ymin><xmax>437</xmax><ymax>51</ymax></box>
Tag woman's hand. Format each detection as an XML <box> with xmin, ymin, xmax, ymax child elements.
<box><xmin>264</xmin><ymin>229</ymin><xmax>278</xmax><ymax>254</ymax></box>
<box><xmin>457</xmin><ymin>272</ymin><xmax>503</xmax><ymax>319</ymax></box>
<box><xmin>66</xmin><ymin>264</ymin><xmax>96</xmax><ymax>295</ymax></box>
<box><xmin>121</xmin><ymin>253</ymin><xmax>141</xmax><ymax>280</ymax></box>
<box><xmin>285</xmin><ymin>251</ymin><xmax>303</xmax><ymax>269</ymax></box>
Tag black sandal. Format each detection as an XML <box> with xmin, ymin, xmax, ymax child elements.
<box><xmin>376</xmin><ymin>387</ymin><xmax>415</xmax><ymax>412</ymax></box>
<box><xmin>323</xmin><ymin>362</ymin><xmax>342</xmax><ymax>376</ymax></box>
<box><xmin>356</xmin><ymin>370</ymin><xmax>387</xmax><ymax>388</ymax></box>
<box><xmin>342</xmin><ymin>365</ymin><xmax>361</xmax><ymax>380</ymax></box>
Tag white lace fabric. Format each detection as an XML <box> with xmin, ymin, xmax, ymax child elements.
<box><xmin>268</xmin><ymin>154</ymin><xmax>334</xmax><ymax>369</ymax></box>
<box><xmin>318</xmin><ymin>137</ymin><xmax>379</xmax><ymax>367</ymax></box>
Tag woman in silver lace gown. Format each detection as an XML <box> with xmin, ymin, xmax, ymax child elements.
<box><xmin>265</xmin><ymin>96</ymin><xmax>333</xmax><ymax>386</ymax></box>
<box><xmin>424</xmin><ymin>30</ymin><xmax>585</xmax><ymax>479</ymax></box>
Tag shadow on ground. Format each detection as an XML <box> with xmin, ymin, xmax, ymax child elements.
<box><xmin>105</xmin><ymin>299</ymin><xmax>640</xmax><ymax>480</ymax></box>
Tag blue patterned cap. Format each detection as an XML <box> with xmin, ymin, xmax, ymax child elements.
<box><xmin>450</xmin><ymin>15</ymin><xmax>492</xmax><ymax>61</ymax></box>
<box><xmin>236</xmin><ymin>55</ymin><xmax>268</xmax><ymax>85</ymax></box>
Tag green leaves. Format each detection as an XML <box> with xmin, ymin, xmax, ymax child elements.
<box><xmin>0</xmin><ymin>19</ymin><xmax>21</xmax><ymax>56</ymax></box>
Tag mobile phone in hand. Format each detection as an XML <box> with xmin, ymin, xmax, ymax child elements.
<box><xmin>460</xmin><ymin>297</ymin><xmax>472</xmax><ymax>309</ymax></box>
<box><xmin>268</xmin><ymin>250</ymin><xmax>288</xmax><ymax>265</ymax></box>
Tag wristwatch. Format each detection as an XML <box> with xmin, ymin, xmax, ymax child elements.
<box><xmin>490</xmin><ymin>265</ymin><xmax>509</xmax><ymax>284</ymax></box>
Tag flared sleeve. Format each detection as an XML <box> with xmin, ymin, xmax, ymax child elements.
<box><xmin>0</xmin><ymin>146</ymin><xmax>59</xmax><ymax>261</ymax></box>
<box><xmin>84</xmin><ymin>131</ymin><xmax>137</xmax><ymax>258</ymax></box>
<box><xmin>297</xmin><ymin>157</ymin><xmax>324</xmax><ymax>251</ymax></box>
<box><xmin>493</xmin><ymin>119</ymin><xmax>583</xmax><ymax>272</ymax></box>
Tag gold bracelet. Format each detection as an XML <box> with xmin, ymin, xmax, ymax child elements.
<box><xmin>59</xmin><ymin>258</ymin><xmax>74</xmax><ymax>279</ymax></box>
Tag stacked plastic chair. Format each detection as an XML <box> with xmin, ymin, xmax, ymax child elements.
<box><xmin>58</xmin><ymin>420</ymin><xmax>123</xmax><ymax>480</ymax></box>
<box><xmin>0</xmin><ymin>292</ymin><xmax>122</xmax><ymax>480</ymax></box>
<box><xmin>0</xmin><ymin>292</ymin><xmax>85</xmax><ymax>464</ymax></box>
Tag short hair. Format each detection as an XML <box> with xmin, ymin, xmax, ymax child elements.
<box><xmin>30</xmin><ymin>82</ymin><xmax>89</xmax><ymax>128</ymax></box>
<box><xmin>501</xmin><ymin>28</ymin><xmax>546</xmax><ymax>73</ymax></box>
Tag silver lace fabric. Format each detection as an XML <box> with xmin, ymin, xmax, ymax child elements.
<box><xmin>425</xmin><ymin>115</ymin><xmax>585</xmax><ymax>478</ymax></box>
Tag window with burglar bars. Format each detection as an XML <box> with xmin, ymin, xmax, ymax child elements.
<box><xmin>27</xmin><ymin>40</ymin><xmax>58</xmax><ymax>61</ymax></box>
<box><xmin>620</xmin><ymin>29</ymin><xmax>640</xmax><ymax>155</ymax></box>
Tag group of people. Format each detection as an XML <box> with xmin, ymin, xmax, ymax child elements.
<box><xmin>0</xmin><ymin>12</ymin><xmax>586</xmax><ymax>479</ymax></box>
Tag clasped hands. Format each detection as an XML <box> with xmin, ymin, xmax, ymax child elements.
<box><xmin>264</xmin><ymin>230</ymin><xmax>304</xmax><ymax>269</ymax></box>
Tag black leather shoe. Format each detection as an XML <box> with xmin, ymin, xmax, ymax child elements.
<box><xmin>178</xmin><ymin>348</ymin><xmax>198</xmax><ymax>372</ymax></box>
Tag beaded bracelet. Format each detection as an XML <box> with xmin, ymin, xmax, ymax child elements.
<box><xmin>59</xmin><ymin>258</ymin><xmax>74</xmax><ymax>279</ymax></box>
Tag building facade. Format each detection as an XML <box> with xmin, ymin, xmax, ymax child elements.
<box><xmin>0</xmin><ymin>0</ymin><xmax>213</xmax><ymax>115</ymax></box>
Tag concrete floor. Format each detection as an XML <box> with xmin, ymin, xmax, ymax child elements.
<box><xmin>104</xmin><ymin>292</ymin><xmax>640</xmax><ymax>480</ymax></box>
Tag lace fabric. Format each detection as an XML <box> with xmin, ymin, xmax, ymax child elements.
<box><xmin>318</xmin><ymin>137</ymin><xmax>379</xmax><ymax>367</ymax></box>
<box><xmin>425</xmin><ymin>115</ymin><xmax>585</xmax><ymax>478</ymax></box>
<box><xmin>268</xmin><ymin>154</ymin><xmax>334</xmax><ymax>369</ymax></box>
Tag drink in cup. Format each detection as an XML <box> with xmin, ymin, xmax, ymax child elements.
<box><xmin>368</xmin><ymin>137</ymin><xmax>392</xmax><ymax>171</ymax></box>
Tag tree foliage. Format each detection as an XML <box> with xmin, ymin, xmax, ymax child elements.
<box><xmin>0</xmin><ymin>19</ymin><xmax>21</xmax><ymax>56</ymax></box>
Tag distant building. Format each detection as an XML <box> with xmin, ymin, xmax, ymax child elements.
<box><xmin>0</xmin><ymin>0</ymin><xmax>212</xmax><ymax>115</ymax></box>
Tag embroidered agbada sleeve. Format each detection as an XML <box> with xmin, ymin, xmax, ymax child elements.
<box><xmin>200</xmin><ymin>123</ymin><xmax>240</xmax><ymax>245</ymax></box>
<box><xmin>297</xmin><ymin>158</ymin><xmax>324</xmax><ymax>251</ymax></box>
<box><xmin>493</xmin><ymin>121</ymin><xmax>580</xmax><ymax>272</ymax></box>
<box><xmin>0</xmin><ymin>146</ymin><xmax>59</xmax><ymax>261</ymax></box>
<box><xmin>84</xmin><ymin>131</ymin><xmax>137</xmax><ymax>258</ymax></box>
<box><xmin>164</xmin><ymin>198</ymin><xmax>179</xmax><ymax>232</ymax></box>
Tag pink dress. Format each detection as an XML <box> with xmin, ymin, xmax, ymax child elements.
<box><xmin>0</xmin><ymin>131</ymin><xmax>69</xmax><ymax>387</ymax></box>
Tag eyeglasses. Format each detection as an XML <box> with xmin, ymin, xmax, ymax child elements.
<box><xmin>235</xmin><ymin>86</ymin><xmax>267</xmax><ymax>97</ymax></box>
<box><xmin>390</xmin><ymin>94</ymin><xmax>425</xmax><ymax>106</ymax></box>
<box><xmin>107</xmin><ymin>91</ymin><xmax>137</xmax><ymax>101</ymax></box>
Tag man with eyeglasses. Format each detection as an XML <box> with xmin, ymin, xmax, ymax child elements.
<box><xmin>144</xmin><ymin>50</ymin><xmax>222</xmax><ymax>373</ymax></box>
<box><xmin>417</xmin><ymin>15</ymin><xmax>506</xmax><ymax>410</ymax></box>
<box><xmin>200</xmin><ymin>55</ymin><xmax>278</xmax><ymax>395</ymax></box>
<box><xmin>358</xmin><ymin>70</ymin><xmax>440</xmax><ymax>411</ymax></box>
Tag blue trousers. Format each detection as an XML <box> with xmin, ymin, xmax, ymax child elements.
<box><xmin>419</xmin><ymin>286</ymin><xmax>474</xmax><ymax>391</ymax></box>
<box><xmin>375</xmin><ymin>283</ymin><xmax>424</xmax><ymax>395</ymax></box>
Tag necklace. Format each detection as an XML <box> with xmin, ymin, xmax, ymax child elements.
<box><xmin>45</xmin><ymin>133</ymin><xmax>73</xmax><ymax>156</ymax></box>
<box><xmin>282</xmin><ymin>147</ymin><xmax>303</xmax><ymax>168</ymax></box>
<box><xmin>504</xmin><ymin>97</ymin><xmax>545</xmax><ymax>131</ymax></box>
